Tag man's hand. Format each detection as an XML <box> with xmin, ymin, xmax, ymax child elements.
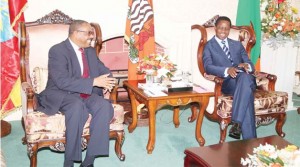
<box><xmin>238</xmin><ymin>63</ymin><xmax>250</xmax><ymax>72</ymax></box>
<box><xmin>228</xmin><ymin>63</ymin><xmax>251</xmax><ymax>78</ymax></box>
<box><xmin>227</xmin><ymin>67</ymin><xmax>239</xmax><ymax>78</ymax></box>
<box><xmin>93</xmin><ymin>74</ymin><xmax>116</xmax><ymax>91</ymax></box>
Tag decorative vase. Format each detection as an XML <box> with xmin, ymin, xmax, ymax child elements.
<box><xmin>153</xmin><ymin>76</ymin><xmax>162</xmax><ymax>83</ymax></box>
<box><xmin>145</xmin><ymin>74</ymin><xmax>154</xmax><ymax>84</ymax></box>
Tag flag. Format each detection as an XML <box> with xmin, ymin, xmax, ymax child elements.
<box><xmin>125</xmin><ymin>0</ymin><xmax>156</xmax><ymax>80</ymax></box>
<box><xmin>1</xmin><ymin>0</ymin><xmax>27</xmax><ymax>118</ymax></box>
<box><xmin>236</xmin><ymin>0</ymin><xmax>261</xmax><ymax>67</ymax></box>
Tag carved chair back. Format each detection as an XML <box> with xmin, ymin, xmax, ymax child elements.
<box><xmin>192</xmin><ymin>17</ymin><xmax>288</xmax><ymax>144</ymax></box>
<box><xmin>19</xmin><ymin>10</ymin><xmax>125</xmax><ymax>167</ymax></box>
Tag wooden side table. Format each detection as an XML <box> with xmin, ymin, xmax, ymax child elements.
<box><xmin>123</xmin><ymin>80</ymin><xmax>214</xmax><ymax>153</ymax></box>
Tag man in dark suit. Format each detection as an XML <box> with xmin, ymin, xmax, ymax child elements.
<box><xmin>37</xmin><ymin>20</ymin><xmax>116</xmax><ymax>167</ymax></box>
<box><xmin>202</xmin><ymin>16</ymin><xmax>257</xmax><ymax>140</ymax></box>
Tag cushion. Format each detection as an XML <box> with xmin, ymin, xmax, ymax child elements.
<box><xmin>217</xmin><ymin>90</ymin><xmax>288</xmax><ymax>118</ymax></box>
<box><xmin>28</xmin><ymin>67</ymin><xmax>125</xmax><ymax>143</ymax></box>
<box><xmin>32</xmin><ymin>67</ymin><xmax>48</xmax><ymax>94</ymax></box>
<box><xmin>25</xmin><ymin>104</ymin><xmax>124</xmax><ymax>143</ymax></box>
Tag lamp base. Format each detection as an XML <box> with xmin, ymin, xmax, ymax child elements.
<box><xmin>1</xmin><ymin>120</ymin><xmax>11</xmax><ymax>138</ymax></box>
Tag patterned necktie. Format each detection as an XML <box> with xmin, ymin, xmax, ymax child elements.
<box><xmin>221</xmin><ymin>40</ymin><xmax>233</xmax><ymax>65</ymax></box>
<box><xmin>79</xmin><ymin>48</ymin><xmax>90</xmax><ymax>98</ymax></box>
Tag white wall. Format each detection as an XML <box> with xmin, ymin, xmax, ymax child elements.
<box><xmin>5</xmin><ymin>0</ymin><xmax>239</xmax><ymax>121</ymax></box>
<box><xmin>24</xmin><ymin>0</ymin><xmax>238</xmax><ymax>39</ymax></box>
<box><xmin>24</xmin><ymin>0</ymin><xmax>238</xmax><ymax>69</ymax></box>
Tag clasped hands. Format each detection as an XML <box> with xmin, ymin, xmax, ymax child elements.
<box><xmin>227</xmin><ymin>63</ymin><xmax>250</xmax><ymax>78</ymax></box>
<box><xmin>93</xmin><ymin>74</ymin><xmax>117</xmax><ymax>93</ymax></box>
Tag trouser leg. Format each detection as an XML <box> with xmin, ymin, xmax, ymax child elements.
<box><xmin>231</xmin><ymin>73</ymin><xmax>256</xmax><ymax>139</ymax></box>
<box><xmin>60</xmin><ymin>95</ymin><xmax>89</xmax><ymax>162</ymax></box>
<box><xmin>85</xmin><ymin>94</ymin><xmax>114</xmax><ymax>156</ymax></box>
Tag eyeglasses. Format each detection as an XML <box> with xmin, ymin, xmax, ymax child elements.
<box><xmin>76</xmin><ymin>30</ymin><xmax>94</xmax><ymax>35</ymax></box>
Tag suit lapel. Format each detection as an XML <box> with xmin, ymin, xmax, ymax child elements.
<box><xmin>227</xmin><ymin>39</ymin><xmax>236</xmax><ymax>62</ymax></box>
<box><xmin>65</xmin><ymin>39</ymin><xmax>82</xmax><ymax>77</ymax></box>
<box><xmin>211</xmin><ymin>38</ymin><xmax>229</xmax><ymax>62</ymax></box>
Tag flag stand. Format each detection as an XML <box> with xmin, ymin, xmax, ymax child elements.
<box><xmin>1</xmin><ymin>120</ymin><xmax>11</xmax><ymax>138</ymax></box>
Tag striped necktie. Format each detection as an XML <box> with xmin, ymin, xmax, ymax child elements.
<box><xmin>221</xmin><ymin>40</ymin><xmax>233</xmax><ymax>65</ymax></box>
<box><xmin>79</xmin><ymin>48</ymin><xmax>90</xmax><ymax>98</ymax></box>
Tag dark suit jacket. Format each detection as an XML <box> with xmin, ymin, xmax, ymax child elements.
<box><xmin>202</xmin><ymin>37</ymin><xmax>255</xmax><ymax>78</ymax></box>
<box><xmin>38</xmin><ymin>39</ymin><xmax>111</xmax><ymax>115</ymax></box>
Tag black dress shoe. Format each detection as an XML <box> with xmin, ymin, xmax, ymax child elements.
<box><xmin>229</xmin><ymin>122</ymin><xmax>241</xmax><ymax>139</ymax></box>
<box><xmin>80</xmin><ymin>164</ymin><xmax>94</xmax><ymax>167</ymax></box>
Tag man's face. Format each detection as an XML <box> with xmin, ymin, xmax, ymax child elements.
<box><xmin>214</xmin><ymin>20</ymin><xmax>230</xmax><ymax>40</ymax></box>
<box><xmin>74</xmin><ymin>23</ymin><xmax>94</xmax><ymax>48</ymax></box>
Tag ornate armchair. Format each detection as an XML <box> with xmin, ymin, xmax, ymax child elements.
<box><xmin>192</xmin><ymin>18</ymin><xmax>288</xmax><ymax>143</ymax></box>
<box><xmin>19</xmin><ymin>10</ymin><xmax>125</xmax><ymax>167</ymax></box>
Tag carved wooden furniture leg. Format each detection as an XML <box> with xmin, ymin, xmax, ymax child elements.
<box><xmin>146</xmin><ymin>101</ymin><xmax>157</xmax><ymax>154</ymax></box>
<box><xmin>219</xmin><ymin>119</ymin><xmax>230</xmax><ymax>143</ymax></box>
<box><xmin>29</xmin><ymin>143</ymin><xmax>38</xmax><ymax>167</ymax></box>
<box><xmin>188</xmin><ymin>103</ymin><xmax>198</xmax><ymax>122</ymax></box>
<box><xmin>110</xmin><ymin>131</ymin><xmax>125</xmax><ymax>161</ymax></box>
<box><xmin>275</xmin><ymin>113</ymin><xmax>286</xmax><ymax>137</ymax></box>
<box><xmin>173</xmin><ymin>106</ymin><xmax>180</xmax><ymax>128</ymax></box>
<box><xmin>195</xmin><ymin>96</ymin><xmax>210</xmax><ymax>146</ymax></box>
<box><xmin>127</xmin><ymin>89</ymin><xmax>138</xmax><ymax>133</ymax></box>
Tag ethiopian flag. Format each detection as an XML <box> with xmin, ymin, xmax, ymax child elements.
<box><xmin>236</xmin><ymin>0</ymin><xmax>261</xmax><ymax>66</ymax></box>
<box><xmin>125</xmin><ymin>0</ymin><xmax>156</xmax><ymax>80</ymax></box>
<box><xmin>1</xmin><ymin>0</ymin><xmax>27</xmax><ymax>118</ymax></box>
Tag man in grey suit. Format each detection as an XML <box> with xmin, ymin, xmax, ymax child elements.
<box><xmin>202</xmin><ymin>16</ymin><xmax>257</xmax><ymax>140</ymax></box>
<box><xmin>37</xmin><ymin>20</ymin><xmax>116</xmax><ymax>167</ymax></box>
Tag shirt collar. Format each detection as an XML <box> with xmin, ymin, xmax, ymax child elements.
<box><xmin>68</xmin><ymin>38</ymin><xmax>81</xmax><ymax>51</ymax></box>
<box><xmin>214</xmin><ymin>36</ymin><xmax>228</xmax><ymax>45</ymax></box>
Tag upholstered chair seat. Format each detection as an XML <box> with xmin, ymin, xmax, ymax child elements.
<box><xmin>192</xmin><ymin>16</ymin><xmax>288</xmax><ymax>143</ymax></box>
<box><xmin>24</xmin><ymin>105</ymin><xmax>124</xmax><ymax>144</ymax></box>
<box><xmin>19</xmin><ymin>10</ymin><xmax>125</xmax><ymax>167</ymax></box>
<box><xmin>217</xmin><ymin>90</ymin><xmax>288</xmax><ymax>119</ymax></box>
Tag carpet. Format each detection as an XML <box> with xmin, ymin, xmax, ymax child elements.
<box><xmin>1</xmin><ymin>95</ymin><xmax>300</xmax><ymax>167</ymax></box>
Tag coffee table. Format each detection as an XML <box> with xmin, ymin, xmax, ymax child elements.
<box><xmin>184</xmin><ymin>135</ymin><xmax>291</xmax><ymax>167</ymax></box>
<box><xmin>123</xmin><ymin>80</ymin><xmax>214</xmax><ymax>153</ymax></box>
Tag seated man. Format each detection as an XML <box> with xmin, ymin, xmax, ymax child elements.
<box><xmin>202</xmin><ymin>16</ymin><xmax>257</xmax><ymax>140</ymax></box>
<box><xmin>37</xmin><ymin>20</ymin><xmax>116</xmax><ymax>167</ymax></box>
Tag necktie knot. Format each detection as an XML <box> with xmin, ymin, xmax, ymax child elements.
<box><xmin>221</xmin><ymin>40</ymin><xmax>225</xmax><ymax>45</ymax></box>
<box><xmin>79</xmin><ymin>48</ymin><xmax>84</xmax><ymax>53</ymax></box>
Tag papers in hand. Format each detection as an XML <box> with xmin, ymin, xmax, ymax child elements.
<box><xmin>138</xmin><ymin>83</ymin><xmax>167</xmax><ymax>97</ymax></box>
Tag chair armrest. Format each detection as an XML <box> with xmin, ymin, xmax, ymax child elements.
<box><xmin>204</xmin><ymin>73</ymin><xmax>223</xmax><ymax>98</ymax></box>
<box><xmin>21</xmin><ymin>82</ymin><xmax>36</xmax><ymax>114</ymax></box>
<box><xmin>109</xmin><ymin>84</ymin><xmax>118</xmax><ymax>104</ymax></box>
<box><xmin>254</xmin><ymin>71</ymin><xmax>277</xmax><ymax>91</ymax></box>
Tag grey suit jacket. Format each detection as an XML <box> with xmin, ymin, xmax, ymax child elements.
<box><xmin>202</xmin><ymin>37</ymin><xmax>255</xmax><ymax>78</ymax></box>
<box><xmin>37</xmin><ymin>39</ymin><xmax>111</xmax><ymax>115</ymax></box>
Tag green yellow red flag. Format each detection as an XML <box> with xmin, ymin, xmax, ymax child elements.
<box><xmin>1</xmin><ymin>0</ymin><xmax>27</xmax><ymax>118</ymax></box>
<box><xmin>236</xmin><ymin>0</ymin><xmax>261</xmax><ymax>66</ymax></box>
